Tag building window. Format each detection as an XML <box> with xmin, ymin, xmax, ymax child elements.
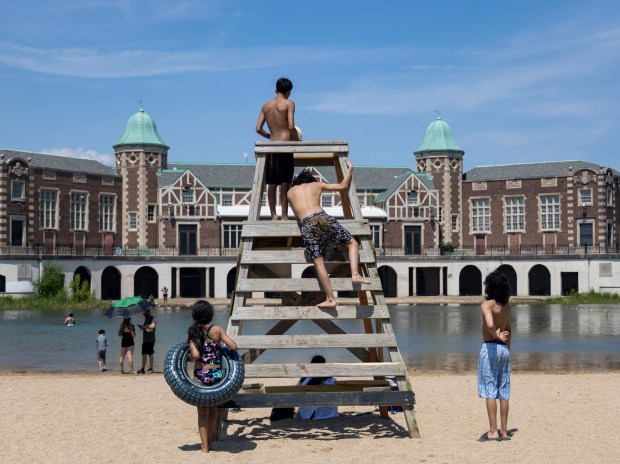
<box><xmin>451</xmin><ymin>214</ymin><xmax>459</xmax><ymax>232</ymax></box>
<box><xmin>579</xmin><ymin>222</ymin><xmax>593</xmax><ymax>246</ymax></box>
<box><xmin>505</xmin><ymin>197</ymin><xmax>525</xmax><ymax>232</ymax></box>
<box><xmin>370</xmin><ymin>225</ymin><xmax>381</xmax><ymax>248</ymax></box>
<box><xmin>70</xmin><ymin>192</ymin><xmax>88</xmax><ymax>231</ymax></box>
<box><xmin>322</xmin><ymin>195</ymin><xmax>332</xmax><ymax>208</ymax></box>
<box><xmin>222</xmin><ymin>194</ymin><xmax>233</xmax><ymax>206</ymax></box>
<box><xmin>607</xmin><ymin>187</ymin><xmax>613</xmax><ymax>207</ymax></box>
<box><xmin>99</xmin><ymin>195</ymin><xmax>116</xmax><ymax>232</ymax></box>
<box><xmin>540</xmin><ymin>195</ymin><xmax>560</xmax><ymax>231</ymax></box>
<box><xmin>357</xmin><ymin>195</ymin><xmax>365</xmax><ymax>207</ymax></box>
<box><xmin>471</xmin><ymin>198</ymin><xmax>490</xmax><ymax>232</ymax></box>
<box><xmin>147</xmin><ymin>204</ymin><xmax>156</xmax><ymax>222</ymax></box>
<box><xmin>407</xmin><ymin>190</ymin><xmax>419</xmax><ymax>206</ymax></box>
<box><xmin>182</xmin><ymin>187</ymin><xmax>194</xmax><ymax>203</ymax></box>
<box><xmin>39</xmin><ymin>190</ymin><xmax>58</xmax><ymax>229</ymax></box>
<box><xmin>128</xmin><ymin>212</ymin><xmax>137</xmax><ymax>230</ymax></box>
<box><xmin>223</xmin><ymin>225</ymin><xmax>243</xmax><ymax>248</ymax></box>
<box><xmin>11</xmin><ymin>180</ymin><xmax>25</xmax><ymax>200</ymax></box>
<box><xmin>579</xmin><ymin>189</ymin><xmax>592</xmax><ymax>206</ymax></box>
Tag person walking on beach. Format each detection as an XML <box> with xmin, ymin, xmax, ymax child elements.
<box><xmin>96</xmin><ymin>329</ymin><xmax>108</xmax><ymax>372</ymax></box>
<box><xmin>256</xmin><ymin>77</ymin><xmax>300</xmax><ymax>221</ymax></box>
<box><xmin>137</xmin><ymin>308</ymin><xmax>156</xmax><ymax>374</ymax></box>
<box><xmin>478</xmin><ymin>270</ymin><xmax>512</xmax><ymax>441</ymax></box>
<box><xmin>118</xmin><ymin>317</ymin><xmax>136</xmax><ymax>374</ymax></box>
<box><xmin>287</xmin><ymin>159</ymin><xmax>370</xmax><ymax>308</ymax></box>
<box><xmin>187</xmin><ymin>300</ymin><xmax>237</xmax><ymax>453</ymax></box>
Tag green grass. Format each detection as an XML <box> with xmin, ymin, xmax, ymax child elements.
<box><xmin>0</xmin><ymin>295</ymin><xmax>110</xmax><ymax>311</ymax></box>
<box><xmin>544</xmin><ymin>289</ymin><xmax>620</xmax><ymax>305</ymax></box>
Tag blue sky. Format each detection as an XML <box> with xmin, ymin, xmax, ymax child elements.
<box><xmin>1</xmin><ymin>0</ymin><xmax>619</xmax><ymax>172</ymax></box>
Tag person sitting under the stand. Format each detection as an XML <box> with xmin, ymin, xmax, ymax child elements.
<box><xmin>296</xmin><ymin>355</ymin><xmax>339</xmax><ymax>420</ymax></box>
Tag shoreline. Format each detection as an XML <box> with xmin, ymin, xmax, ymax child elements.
<box><xmin>2</xmin><ymin>370</ymin><xmax>618</xmax><ymax>464</ymax></box>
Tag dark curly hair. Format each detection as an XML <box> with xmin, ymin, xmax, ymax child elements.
<box><xmin>187</xmin><ymin>300</ymin><xmax>214</xmax><ymax>349</ymax></box>
<box><xmin>290</xmin><ymin>168</ymin><xmax>317</xmax><ymax>187</ymax></box>
<box><xmin>484</xmin><ymin>270</ymin><xmax>511</xmax><ymax>305</ymax></box>
<box><xmin>276</xmin><ymin>77</ymin><xmax>293</xmax><ymax>94</ymax></box>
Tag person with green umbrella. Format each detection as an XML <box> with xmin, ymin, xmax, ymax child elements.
<box><xmin>137</xmin><ymin>306</ymin><xmax>156</xmax><ymax>374</ymax></box>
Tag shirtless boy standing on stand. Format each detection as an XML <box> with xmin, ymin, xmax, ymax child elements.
<box><xmin>287</xmin><ymin>159</ymin><xmax>370</xmax><ymax>308</ymax></box>
<box><xmin>256</xmin><ymin>77</ymin><xmax>299</xmax><ymax>221</ymax></box>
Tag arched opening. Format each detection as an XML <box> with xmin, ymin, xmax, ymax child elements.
<box><xmin>300</xmin><ymin>266</ymin><xmax>319</xmax><ymax>298</ymax></box>
<box><xmin>0</xmin><ymin>274</ymin><xmax>6</xmax><ymax>293</ymax></box>
<box><xmin>528</xmin><ymin>264</ymin><xmax>551</xmax><ymax>296</ymax></box>
<box><xmin>134</xmin><ymin>266</ymin><xmax>158</xmax><ymax>299</ymax></box>
<box><xmin>459</xmin><ymin>265</ymin><xmax>482</xmax><ymax>296</ymax></box>
<box><xmin>378</xmin><ymin>266</ymin><xmax>398</xmax><ymax>297</ymax></box>
<box><xmin>226</xmin><ymin>267</ymin><xmax>237</xmax><ymax>298</ymax></box>
<box><xmin>73</xmin><ymin>266</ymin><xmax>91</xmax><ymax>290</ymax></box>
<box><xmin>101</xmin><ymin>267</ymin><xmax>121</xmax><ymax>300</ymax></box>
<box><xmin>497</xmin><ymin>265</ymin><xmax>517</xmax><ymax>296</ymax></box>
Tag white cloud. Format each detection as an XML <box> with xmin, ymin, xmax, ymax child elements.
<box><xmin>40</xmin><ymin>147</ymin><xmax>114</xmax><ymax>166</ymax></box>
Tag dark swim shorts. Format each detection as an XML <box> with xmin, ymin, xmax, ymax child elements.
<box><xmin>300</xmin><ymin>210</ymin><xmax>352</xmax><ymax>260</ymax></box>
<box><xmin>266</xmin><ymin>153</ymin><xmax>294</xmax><ymax>185</ymax></box>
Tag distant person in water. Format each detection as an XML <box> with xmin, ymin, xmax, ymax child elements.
<box><xmin>478</xmin><ymin>270</ymin><xmax>512</xmax><ymax>442</ymax></box>
<box><xmin>287</xmin><ymin>159</ymin><xmax>370</xmax><ymax>308</ymax></box>
<box><xmin>161</xmin><ymin>287</ymin><xmax>168</xmax><ymax>305</ymax></box>
<box><xmin>64</xmin><ymin>313</ymin><xmax>75</xmax><ymax>326</ymax></box>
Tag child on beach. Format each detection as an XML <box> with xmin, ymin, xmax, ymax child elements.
<box><xmin>96</xmin><ymin>329</ymin><xmax>108</xmax><ymax>372</ymax></box>
<box><xmin>187</xmin><ymin>300</ymin><xmax>237</xmax><ymax>453</ymax></box>
<box><xmin>478</xmin><ymin>269</ymin><xmax>512</xmax><ymax>441</ymax></box>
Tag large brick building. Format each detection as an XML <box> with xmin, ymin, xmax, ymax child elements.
<box><xmin>1</xmin><ymin>108</ymin><xmax>619</xmax><ymax>297</ymax></box>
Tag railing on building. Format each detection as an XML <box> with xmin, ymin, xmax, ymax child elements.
<box><xmin>1</xmin><ymin>243</ymin><xmax>619</xmax><ymax>258</ymax></box>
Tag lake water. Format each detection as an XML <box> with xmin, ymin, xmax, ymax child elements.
<box><xmin>0</xmin><ymin>304</ymin><xmax>618</xmax><ymax>373</ymax></box>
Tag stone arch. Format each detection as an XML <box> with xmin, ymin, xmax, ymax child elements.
<box><xmin>226</xmin><ymin>267</ymin><xmax>237</xmax><ymax>298</ymax></box>
<box><xmin>134</xmin><ymin>266</ymin><xmax>158</xmax><ymax>299</ymax></box>
<box><xmin>497</xmin><ymin>265</ymin><xmax>517</xmax><ymax>296</ymax></box>
<box><xmin>301</xmin><ymin>266</ymin><xmax>318</xmax><ymax>298</ymax></box>
<box><xmin>459</xmin><ymin>265</ymin><xmax>482</xmax><ymax>296</ymax></box>
<box><xmin>0</xmin><ymin>274</ymin><xmax>5</xmax><ymax>293</ymax></box>
<box><xmin>528</xmin><ymin>264</ymin><xmax>551</xmax><ymax>296</ymax></box>
<box><xmin>378</xmin><ymin>266</ymin><xmax>398</xmax><ymax>297</ymax></box>
<box><xmin>101</xmin><ymin>266</ymin><xmax>121</xmax><ymax>300</ymax></box>
<box><xmin>73</xmin><ymin>266</ymin><xmax>91</xmax><ymax>290</ymax></box>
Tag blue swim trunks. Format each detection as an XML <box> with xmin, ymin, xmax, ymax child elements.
<box><xmin>478</xmin><ymin>341</ymin><xmax>511</xmax><ymax>400</ymax></box>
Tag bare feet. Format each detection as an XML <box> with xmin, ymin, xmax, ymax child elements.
<box><xmin>201</xmin><ymin>445</ymin><xmax>210</xmax><ymax>453</ymax></box>
<box><xmin>351</xmin><ymin>274</ymin><xmax>371</xmax><ymax>285</ymax></box>
<box><xmin>271</xmin><ymin>215</ymin><xmax>279</xmax><ymax>221</ymax></box>
<box><xmin>317</xmin><ymin>299</ymin><xmax>337</xmax><ymax>309</ymax></box>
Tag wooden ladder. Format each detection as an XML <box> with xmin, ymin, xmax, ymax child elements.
<box><xmin>219</xmin><ymin>141</ymin><xmax>420</xmax><ymax>438</ymax></box>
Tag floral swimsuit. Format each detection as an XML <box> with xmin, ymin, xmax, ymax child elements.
<box><xmin>193</xmin><ymin>325</ymin><xmax>223</xmax><ymax>385</ymax></box>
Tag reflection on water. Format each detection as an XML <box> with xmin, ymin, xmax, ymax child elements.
<box><xmin>0</xmin><ymin>304</ymin><xmax>618</xmax><ymax>373</ymax></box>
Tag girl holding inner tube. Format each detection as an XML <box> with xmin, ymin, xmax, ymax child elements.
<box><xmin>187</xmin><ymin>300</ymin><xmax>238</xmax><ymax>453</ymax></box>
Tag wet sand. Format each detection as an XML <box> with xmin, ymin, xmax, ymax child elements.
<box><xmin>1</xmin><ymin>370</ymin><xmax>617</xmax><ymax>464</ymax></box>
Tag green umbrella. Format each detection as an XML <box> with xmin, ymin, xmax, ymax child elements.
<box><xmin>105</xmin><ymin>296</ymin><xmax>156</xmax><ymax>319</ymax></box>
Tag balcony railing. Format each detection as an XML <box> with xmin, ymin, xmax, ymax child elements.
<box><xmin>0</xmin><ymin>244</ymin><xmax>241</xmax><ymax>258</ymax></box>
<box><xmin>377</xmin><ymin>244</ymin><xmax>620</xmax><ymax>257</ymax></box>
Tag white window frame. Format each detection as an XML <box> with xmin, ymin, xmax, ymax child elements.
<box><xmin>182</xmin><ymin>187</ymin><xmax>194</xmax><ymax>204</ymax></box>
<box><xmin>11</xmin><ymin>180</ymin><xmax>25</xmax><ymax>200</ymax></box>
<box><xmin>579</xmin><ymin>189</ymin><xmax>592</xmax><ymax>206</ymax></box>
<box><xmin>39</xmin><ymin>189</ymin><xmax>59</xmax><ymax>229</ymax></box>
<box><xmin>539</xmin><ymin>194</ymin><xmax>561</xmax><ymax>231</ymax></box>
<box><xmin>70</xmin><ymin>191</ymin><xmax>88</xmax><ymax>231</ymax></box>
<box><xmin>147</xmin><ymin>204</ymin><xmax>156</xmax><ymax>222</ymax></box>
<box><xmin>223</xmin><ymin>224</ymin><xmax>243</xmax><ymax>248</ymax></box>
<box><xmin>407</xmin><ymin>190</ymin><xmax>419</xmax><ymax>206</ymax></box>
<box><xmin>99</xmin><ymin>194</ymin><xmax>116</xmax><ymax>232</ymax></box>
<box><xmin>471</xmin><ymin>198</ymin><xmax>490</xmax><ymax>233</ymax></box>
<box><xmin>370</xmin><ymin>224</ymin><xmax>382</xmax><ymax>248</ymax></box>
<box><xmin>222</xmin><ymin>194</ymin><xmax>233</xmax><ymax>206</ymax></box>
<box><xmin>504</xmin><ymin>196</ymin><xmax>525</xmax><ymax>233</ymax></box>
<box><xmin>451</xmin><ymin>214</ymin><xmax>459</xmax><ymax>233</ymax></box>
<box><xmin>128</xmin><ymin>212</ymin><xmax>138</xmax><ymax>230</ymax></box>
<box><xmin>357</xmin><ymin>195</ymin><xmax>365</xmax><ymax>207</ymax></box>
<box><xmin>577</xmin><ymin>220</ymin><xmax>595</xmax><ymax>246</ymax></box>
<box><xmin>321</xmin><ymin>194</ymin><xmax>332</xmax><ymax>208</ymax></box>
<box><xmin>607</xmin><ymin>186</ymin><xmax>613</xmax><ymax>207</ymax></box>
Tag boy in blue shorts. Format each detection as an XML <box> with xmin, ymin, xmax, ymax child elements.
<box><xmin>478</xmin><ymin>270</ymin><xmax>512</xmax><ymax>441</ymax></box>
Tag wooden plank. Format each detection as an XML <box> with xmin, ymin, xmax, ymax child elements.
<box><xmin>218</xmin><ymin>390</ymin><xmax>413</xmax><ymax>409</ymax></box>
<box><xmin>241</xmin><ymin>249</ymin><xmax>375</xmax><ymax>264</ymax></box>
<box><xmin>234</xmin><ymin>333</ymin><xmax>397</xmax><ymax>349</ymax></box>
<box><xmin>230</xmin><ymin>305</ymin><xmax>390</xmax><ymax>321</ymax></box>
<box><xmin>236</xmin><ymin>277</ymin><xmax>381</xmax><ymax>292</ymax></box>
<box><xmin>255</xmin><ymin>384</ymin><xmax>390</xmax><ymax>393</ymax></box>
<box><xmin>255</xmin><ymin>142</ymin><xmax>349</xmax><ymax>154</ymax></box>
<box><xmin>242</xmin><ymin>220</ymin><xmax>370</xmax><ymax>238</ymax></box>
<box><xmin>244</xmin><ymin>362</ymin><xmax>405</xmax><ymax>378</ymax></box>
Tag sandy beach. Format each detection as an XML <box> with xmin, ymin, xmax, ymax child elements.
<box><xmin>1</xmin><ymin>370</ymin><xmax>618</xmax><ymax>464</ymax></box>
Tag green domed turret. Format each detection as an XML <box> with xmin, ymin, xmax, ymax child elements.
<box><xmin>415</xmin><ymin>116</ymin><xmax>462</xmax><ymax>154</ymax></box>
<box><xmin>114</xmin><ymin>108</ymin><xmax>168</xmax><ymax>148</ymax></box>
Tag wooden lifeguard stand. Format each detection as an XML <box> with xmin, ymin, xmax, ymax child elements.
<box><xmin>219</xmin><ymin>141</ymin><xmax>419</xmax><ymax>438</ymax></box>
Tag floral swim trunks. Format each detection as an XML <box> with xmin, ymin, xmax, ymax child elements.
<box><xmin>300</xmin><ymin>210</ymin><xmax>352</xmax><ymax>261</ymax></box>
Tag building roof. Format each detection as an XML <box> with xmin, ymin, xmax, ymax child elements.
<box><xmin>464</xmin><ymin>160</ymin><xmax>619</xmax><ymax>182</ymax></box>
<box><xmin>415</xmin><ymin>116</ymin><xmax>463</xmax><ymax>154</ymax></box>
<box><xmin>161</xmin><ymin>163</ymin><xmax>412</xmax><ymax>190</ymax></box>
<box><xmin>373</xmin><ymin>171</ymin><xmax>436</xmax><ymax>204</ymax></box>
<box><xmin>114</xmin><ymin>108</ymin><xmax>168</xmax><ymax>148</ymax></box>
<box><xmin>0</xmin><ymin>149</ymin><xmax>117</xmax><ymax>176</ymax></box>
